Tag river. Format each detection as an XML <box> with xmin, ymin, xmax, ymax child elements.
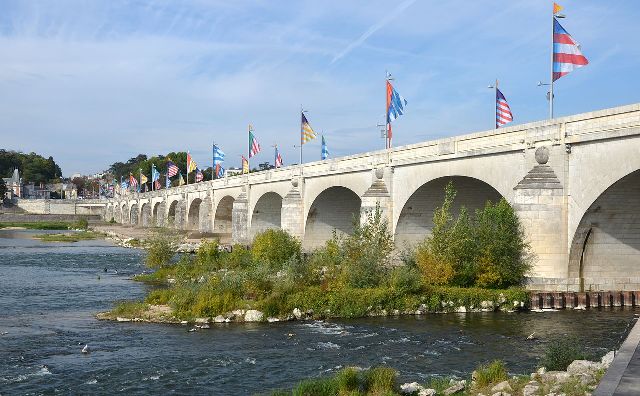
<box><xmin>0</xmin><ymin>229</ymin><xmax>636</xmax><ymax>395</ymax></box>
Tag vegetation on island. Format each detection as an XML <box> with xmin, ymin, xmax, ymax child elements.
<box><xmin>0</xmin><ymin>221</ymin><xmax>73</xmax><ymax>230</ymax></box>
<box><xmin>111</xmin><ymin>182</ymin><xmax>531</xmax><ymax>321</ymax></box>
<box><xmin>33</xmin><ymin>230</ymin><xmax>98</xmax><ymax>242</ymax></box>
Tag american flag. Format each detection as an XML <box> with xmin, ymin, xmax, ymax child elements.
<box><xmin>195</xmin><ymin>168</ymin><xmax>203</xmax><ymax>182</ymax></box>
<box><xmin>166</xmin><ymin>160</ymin><xmax>179</xmax><ymax>177</ymax></box>
<box><xmin>274</xmin><ymin>147</ymin><xmax>283</xmax><ymax>168</ymax></box>
<box><xmin>496</xmin><ymin>88</ymin><xmax>513</xmax><ymax>128</ymax></box>
<box><xmin>129</xmin><ymin>174</ymin><xmax>138</xmax><ymax>187</ymax></box>
<box><xmin>249</xmin><ymin>129</ymin><xmax>261</xmax><ymax>158</ymax></box>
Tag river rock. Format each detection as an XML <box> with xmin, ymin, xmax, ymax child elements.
<box><xmin>542</xmin><ymin>371</ymin><xmax>571</xmax><ymax>384</ymax></box>
<box><xmin>566</xmin><ymin>360</ymin><xmax>600</xmax><ymax>376</ymax></box>
<box><xmin>267</xmin><ymin>317</ymin><xmax>280</xmax><ymax>323</ymax></box>
<box><xmin>490</xmin><ymin>392</ymin><xmax>510</xmax><ymax>396</ymax></box>
<box><xmin>194</xmin><ymin>317</ymin><xmax>210</xmax><ymax>324</ymax></box>
<box><xmin>116</xmin><ymin>317</ymin><xmax>132</xmax><ymax>322</ymax></box>
<box><xmin>400</xmin><ymin>382</ymin><xmax>421</xmax><ymax>393</ymax></box>
<box><xmin>213</xmin><ymin>315</ymin><xmax>226</xmax><ymax>323</ymax></box>
<box><xmin>443</xmin><ymin>380</ymin><xmax>465</xmax><ymax>395</ymax></box>
<box><xmin>231</xmin><ymin>309</ymin><xmax>245</xmax><ymax>317</ymax></box>
<box><xmin>575</xmin><ymin>372</ymin><xmax>595</xmax><ymax>386</ymax></box>
<box><xmin>601</xmin><ymin>351</ymin><xmax>615</xmax><ymax>368</ymax></box>
<box><xmin>244</xmin><ymin>310</ymin><xmax>264</xmax><ymax>322</ymax></box>
<box><xmin>292</xmin><ymin>308</ymin><xmax>302</xmax><ymax>319</ymax></box>
<box><xmin>491</xmin><ymin>380</ymin><xmax>512</xmax><ymax>393</ymax></box>
<box><xmin>456</xmin><ymin>306</ymin><xmax>467</xmax><ymax>313</ymax></box>
<box><xmin>522</xmin><ymin>383</ymin><xmax>539</xmax><ymax>396</ymax></box>
<box><xmin>419</xmin><ymin>389</ymin><xmax>436</xmax><ymax>396</ymax></box>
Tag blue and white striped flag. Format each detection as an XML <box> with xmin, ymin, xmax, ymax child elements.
<box><xmin>213</xmin><ymin>144</ymin><xmax>225</xmax><ymax>165</ymax></box>
<box><xmin>321</xmin><ymin>135</ymin><xmax>329</xmax><ymax>160</ymax></box>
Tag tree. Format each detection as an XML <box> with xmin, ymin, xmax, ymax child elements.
<box><xmin>0</xmin><ymin>178</ymin><xmax>7</xmax><ymax>200</ymax></box>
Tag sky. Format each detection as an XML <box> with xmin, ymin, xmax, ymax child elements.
<box><xmin>0</xmin><ymin>0</ymin><xmax>638</xmax><ymax>176</ymax></box>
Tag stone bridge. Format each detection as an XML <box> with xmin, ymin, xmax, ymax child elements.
<box><xmin>99</xmin><ymin>103</ymin><xmax>640</xmax><ymax>291</ymax></box>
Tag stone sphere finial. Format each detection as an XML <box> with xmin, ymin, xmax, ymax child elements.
<box><xmin>535</xmin><ymin>146</ymin><xmax>550</xmax><ymax>165</ymax></box>
<box><xmin>375</xmin><ymin>168</ymin><xmax>384</xmax><ymax>180</ymax></box>
<box><xmin>291</xmin><ymin>178</ymin><xmax>298</xmax><ymax>188</ymax></box>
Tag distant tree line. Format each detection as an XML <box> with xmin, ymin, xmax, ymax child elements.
<box><xmin>0</xmin><ymin>149</ymin><xmax>62</xmax><ymax>184</ymax></box>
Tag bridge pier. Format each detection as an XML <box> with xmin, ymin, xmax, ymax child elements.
<box><xmin>281</xmin><ymin>178</ymin><xmax>305</xmax><ymax>241</ymax></box>
<box><xmin>232</xmin><ymin>187</ymin><xmax>249</xmax><ymax>244</ymax></box>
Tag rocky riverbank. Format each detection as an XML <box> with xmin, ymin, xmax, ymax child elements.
<box><xmin>91</xmin><ymin>224</ymin><xmax>203</xmax><ymax>252</ymax></box>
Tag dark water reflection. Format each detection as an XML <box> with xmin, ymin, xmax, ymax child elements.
<box><xmin>0</xmin><ymin>230</ymin><xmax>635</xmax><ymax>395</ymax></box>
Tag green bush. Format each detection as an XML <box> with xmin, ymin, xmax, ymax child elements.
<box><xmin>335</xmin><ymin>367</ymin><xmax>360</xmax><ymax>393</ymax></box>
<box><xmin>72</xmin><ymin>217</ymin><xmax>89</xmax><ymax>230</ymax></box>
<box><xmin>145</xmin><ymin>233</ymin><xmax>176</xmax><ymax>269</ymax></box>
<box><xmin>363</xmin><ymin>367</ymin><xmax>397</xmax><ymax>393</ymax></box>
<box><xmin>292</xmin><ymin>377</ymin><xmax>337</xmax><ymax>396</ymax></box>
<box><xmin>386</xmin><ymin>266</ymin><xmax>423</xmax><ymax>294</ymax></box>
<box><xmin>416</xmin><ymin>182</ymin><xmax>531</xmax><ymax>289</ymax></box>
<box><xmin>474</xmin><ymin>360</ymin><xmax>508</xmax><ymax>387</ymax></box>
<box><xmin>251</xmin><ymin>229</ymin><xmax>301</xmax><ymax>269</ymax></box>
<box><xmin>195</xmin><ymin>239</ymin><xmax>221</xmax><ymax>267</ymax></box>
<box><xmin>541</xmin><ymin>337</ymin><xmax>590</xmax><ymax>371</ymax></box>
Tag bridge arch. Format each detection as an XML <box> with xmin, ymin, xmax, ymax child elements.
<box><xmin>129</xmin><ymin>203</ymin><xmax>139</xmax><ymax>225</ymax></box>
<box><xmin>167</xmin><ymin>200</ymin><xmax>179</xmax><ymax>228</ymax></box>
<box><xmin>303</xmin><ymin>186</ymin><xmax>361</xmax><ymax>249</ymax></box>
<box><xmin>140</xmin><ymin>203</ymin><xmax>151</xmax><ymax>227</ymax></box>
<box><xmin>250</xmin><ymin>192</ymin><xmax>283</xmax><ymax>238</ymax></box>
<box><xmin>187</xmin><ymin>198</ymin><xmax>210</xmax><ymax>232</ymax></box>
<box><xmin>568</xmin><ymin>169</ymin><xmax>640</xmax><ymax>288</ymax></box>
<box><xmin>152</xmin><ymin>202</ymin><xmax>164</xmax><ymax>227</ymax></box>
<box><xmin>213</xmin><ymin>196</ymin><xmax>235</xmax><ymax>235</ymax></box>
<box><xmin>394</xmin><ymin>176</ymin><xmax>503</xmax><ymax>247</ymax></box>
<box><xmin>119</xmin><ymin>203</ymin><xmax>127</xmax><ymax>223</ymax></box>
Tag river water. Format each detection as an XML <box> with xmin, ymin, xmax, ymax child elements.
<box><xmin>0</xmin><ymin>229</ymin><xmax>636</xmax><ymax>395</ymax></box>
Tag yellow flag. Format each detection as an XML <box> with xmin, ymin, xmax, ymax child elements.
<box><xmin>242</xmin><ymin>156</ymin><xmax>249</xmax><ymax>174</ymax></box>
<box><xmin>553</xmin><ymin>2</ymin><xmax>563</xmax><ymax>14</ymax></box>
<box><xmin>140</xmin><ymin>173</ymin><xmax>148</xmax><ymax>184</ymax></box>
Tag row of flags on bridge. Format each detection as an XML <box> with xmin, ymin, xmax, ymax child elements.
<box><xmin>119</xmin><ymin>2</ymin><xmax>588</xmax><ymax>194</ymax></box>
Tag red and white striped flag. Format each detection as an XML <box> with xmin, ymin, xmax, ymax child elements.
<box><xmin>249</xmin><ymin>127</ymin><xmax>261</xmax><ymax>158</ymax></box>
<box><xmin>496</xmin><ymin>88</ymin><xmax>513</xmax><ymax>128</ymax></box>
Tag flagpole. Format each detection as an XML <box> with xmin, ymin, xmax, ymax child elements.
<box><xmin>139</xmin><ymin>168</ymin><xmax>142</xmax><ymax>193</ymax></box>
<box><xmin>495</xmin><ymin>79</ymin><xmax>499</xmax><ymax>129</ymax></box>
<box><xmin>186</xmin><ymin>152</ymin><xmax>189</xmax><ymax>185</ymax></box>
<box><xmin>212</xmin><ymin>141</ymin><xmax>215</xmax><ymax>181</ymax></box>
<box><xmin>247</xmin><ymin>124</ymin><xmax>251</xmax><ymax>173</ymax></box>
<box><xmin>549</xmin><ymin>4</ymin><xmax>555</xmax><ymax>119</ymax></box>
<box><xmin>299</xmin><ymin>105</ymin><xmax>303</xmax><ymax>166</ymax></box>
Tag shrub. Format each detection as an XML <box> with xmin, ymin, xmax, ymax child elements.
<box><xmin>251</xmin><ymin>229</ymin><xmax>301</xmax><ymax>270</ymax></box>
<box><xmin>292</xmin><ymin>377</ymin><xmax>337</xmax><ymax>396</ymax></box>
<box><xmin>363</xmin><ymin>366</ymin><xmax>397</xmax><ymax>393</ymax></box>
<box><xmin>416</xmin><ymin>182</ymin><xmax>531</xmax><ymax>289</ymax></box>
<box><xmin>223</xmin><ymin>244</ymin><xmax>252</xmax><ymax>269</ymax></box>
<box><xmin>387</xmin><ymin>265</ymin><xmax>423</xmax><ymax>294</ymax></box>
<box><xmin>541</xmin><ymin>337</ymin><xmax>590</xmax><ymax>371</ymax></box>
<box><xmin>72</xmin><ymin>217</ymin><xmax>89</xmax><ymax>230</ymax></box>
<box><xmin>474</xmin><ymin>360</ymin><xmax>508</xmax><ymax>387</ymax></box>
<box><xmin>109</xmin><ymin>217</ymin><xmax>116</xmax><ymax>224</ymax></box>
<box><xmin>335</xmin><ymin>367</ymin><xmax>360</xmax><ymax>393</ymax></box>
<box><xmin>145</xmin><ymin>233</ymin><xmax>176</xmax><ymax>269</ymax></box>
<box><xmin>195</xmin><ymin>239</ymin><xmax>221</xmax><ymax>267</ymax></box>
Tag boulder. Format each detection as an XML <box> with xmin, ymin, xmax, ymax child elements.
<box><xmin>419</xmin><ymin>389</ymin><xmax>436</xmax><ymax>396</ymax></box>
<box><xmin>522</xmin><ymin>383</ymin><xmax>539</xmax><ymax>396</ymax></box>
<box><xmin>567</xmin><ymin>360</ymin><xmax>600</xmax><ymax>376</ymax></box>
<box><xmin>542</xmin><ymin>371</ymin><xmax>571</xmax><ymax>384</ymax></box>
<box><xmin>244</xmin><ymin>310</ymin><xmax>264</xmax><ymax>322</ymax></box>
<box><xmin>292</xmin><ymin>308</ymin><xmax>302</xmax><ymax>319</ymax></box>
<box><xmin>400</xmin><ymin>382</ymin><xmax>421</xmax><ymax>393</ymax></box>
<box><xmin>267</xmin><ymin>317</ymin><xmax>280</xmax><ymax>323</ymax></box>
<box><xmin>213</xmin><ymin>315</ymin><xmax>226</xmax><ymax>323</ymax></box>
<box><xmin>601</xmin><ymin>351</ymin><xmax>615</xmax><ymax>368</ymax></box>
<box><xmin>490</xmin><ymin>380</ymin><xmax>513</xmax><ymax>393</ymax></box>
<box><xmin>231</xmin><ymin>309</ymin><xmax>245</xmax><ymax>317</ymax></box>
<box><xmin>194</xmin><ymin>317</ymin><xmax>210</xmax><ymax>324</ymax></box>
<box><xmin>116</xmin><ymin>317</ymin><xmax>132</xmax><ymax>322</ymax></box>
<box><xmin>443</xmin><ymin>380</ymin><xmax>465</xmax><ymax>395</ymax></box>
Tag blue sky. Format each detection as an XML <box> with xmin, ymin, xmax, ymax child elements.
<box><xmin>0</xmin><ymin>0</ymin><xmax>638</xmax><ymax>175</ymax></box>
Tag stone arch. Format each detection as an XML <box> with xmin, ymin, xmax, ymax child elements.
<box><xmin>187</xmin><ymin>198</ymin><xmax>203</xmax><ymax>231</ymax></box>
<box><xmin>568</xmin><ymin>169</ymin><xmax>640</xmax><ymax>289</ymax></box>
<box><xmin>250</xmin><ymin>192</ymin><xmax>283</xmax><ymax>238</ymax></box>
<box><xmin>140</xmin><ymin>203</ymin><xmax>151</xmax><ymax>227</ymax></box>
<box><xmin>167</xmin><ymin>200</ymin><xmax>179</xmax><ymax>228</ymax></box>
<box><xmin>152</xmin><ymin>202</ymin><xmax>165</xmax><ymax>227</ymax></box>
<box><xmin>304</xmin><ymin>186</ymin><xmax>361</xmax><ymax>249</ymax></box>
<box><xmin>120</xmin><ymin>203</ymin><xmax>128</xmax><ymax>223</ymax></box>
<box><xmin>394</xmin><ymin>176</ymin><xmax>503</xmax><ymax>247</ymax></box>
<box><xmin>214</xmin><ymin>196</ymin><xmax>235</xmax><ymax>235</ymax></box>
<box><xmin>129</xmin><ymin>203</ymin><xmax>138</xmax><ymax>225</ymax></box>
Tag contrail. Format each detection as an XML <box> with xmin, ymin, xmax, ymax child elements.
<box><xmin>330</xmin><ymin>0</ymin><xmax>416</xmax><ymax>64</ymax></box>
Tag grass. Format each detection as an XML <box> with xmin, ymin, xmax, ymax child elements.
<box><xmin>34</xmin><ymin>231</ymin><xmax>98</xmax><ymax>242</ymax></box>
<box><xmin>110</xmin><ymin>301</ymin><xmax>149</xmax><ymax>318</ymax></box>
<box><xmin>474</xmin><ymin>360</ymin><xmax>508</xmax><ymax>387</ymax></box>
<box><xmin>0</xmin><ymin>221</ymin><xmax>72</xmax><ymax>230</ymax></box>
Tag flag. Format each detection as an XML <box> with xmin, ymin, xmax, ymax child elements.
<box><xmin>274</xmin><ymin>146</ymin><xmax>283</xmax><ymax>168</ymax></box>
<box><xmin>249</xmin><ymin>128</ymin><xmax>261</xmax><ymax>158</ymax></box>
<box><xmin>553</xmin><ymin>18</ymin><xmax>588</xmax><ymax>81</ymax></box>
<box><xmin>178</xmin><ymin>173</ymin><xmax>185</xmax><ymax>186</ymax></box>
<box><xmin>140</xmin><ymin>173</ymin><xmax>148</xmax><ymax>184</ymax></box>
<box><xmin>216</xmin><ymin>164</ymin><xmax>225</xmax><ymax>178</ymax></box>
<box><xmin>301</xmin><ymin>113</ymin><xmax>316</xmax><ymax>144</ymax></box>
<box><xmin>386</xmin><ymin>80</ymin><xmax>407</xmax><ymax>143</ymax></box>
<box><xmin>213</xmin><ymin>144</ymin><xmax>225</xmax><ymax>165</ymax></box>
<box><xmin>155</xmin><ymin>180</ymin><xmax>161</xmax><ymax>190</ymax></box>
<box><xmin>166</xmin><ymin>160</ymin><xmax>179</xmax><ymax>177</ymax></box>
<box><xmin>321</xmin><ymin>135</ymin><xmax>329</xmax><ymax>160</ymax></box>
<box><xmin>195</xmin><ymin>168</ymin><xmax>203</xmax><ymax>182</ymax></box>
<box><xmin>120</xmin><ymin>179</ymin><xmax>128</xmax><ymax>189</ymax></box>
<box><xmin>152</xmin><ymin>165</ymin><xmax>160</xmax><ymax>182</ymax></box>
<box><xmin>187</xmin><ymin>152</ymin><xmax>197</xmax><ymax>173</ymax></box>
<box><xmin>165</xmin><ymin>173</ymin><xmax>171</xmax><ymax>189</ymax></box>
<box><xmin>129</xmin><ymin>173</ymin><xmax>138</xmax><ymax>190</ymax></box>
<box><xmin>553</xmin><ymin>2</ymin><xmax>563</xmax><ymax>15</ymax></box>
<box><xmin>496</xmin><ymin>88</ymin><xmax>513</xmax><ymax>128</ymax></box>
<box><xmin>242</xmin><ymin>156</ymin><xmax>249</xmax><ymax>174</ymax></box>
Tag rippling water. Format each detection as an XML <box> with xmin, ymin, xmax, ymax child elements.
<box><xmin>0</xmin><ymin>229</ymin><xmax>636</xmax><ymax>395</ymax></box>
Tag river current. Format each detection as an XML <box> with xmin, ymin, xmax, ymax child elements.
<box><xmin>0</xmin><ymin>229</ymin><xmax>636</xmax><ymax>395</ymax></box>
